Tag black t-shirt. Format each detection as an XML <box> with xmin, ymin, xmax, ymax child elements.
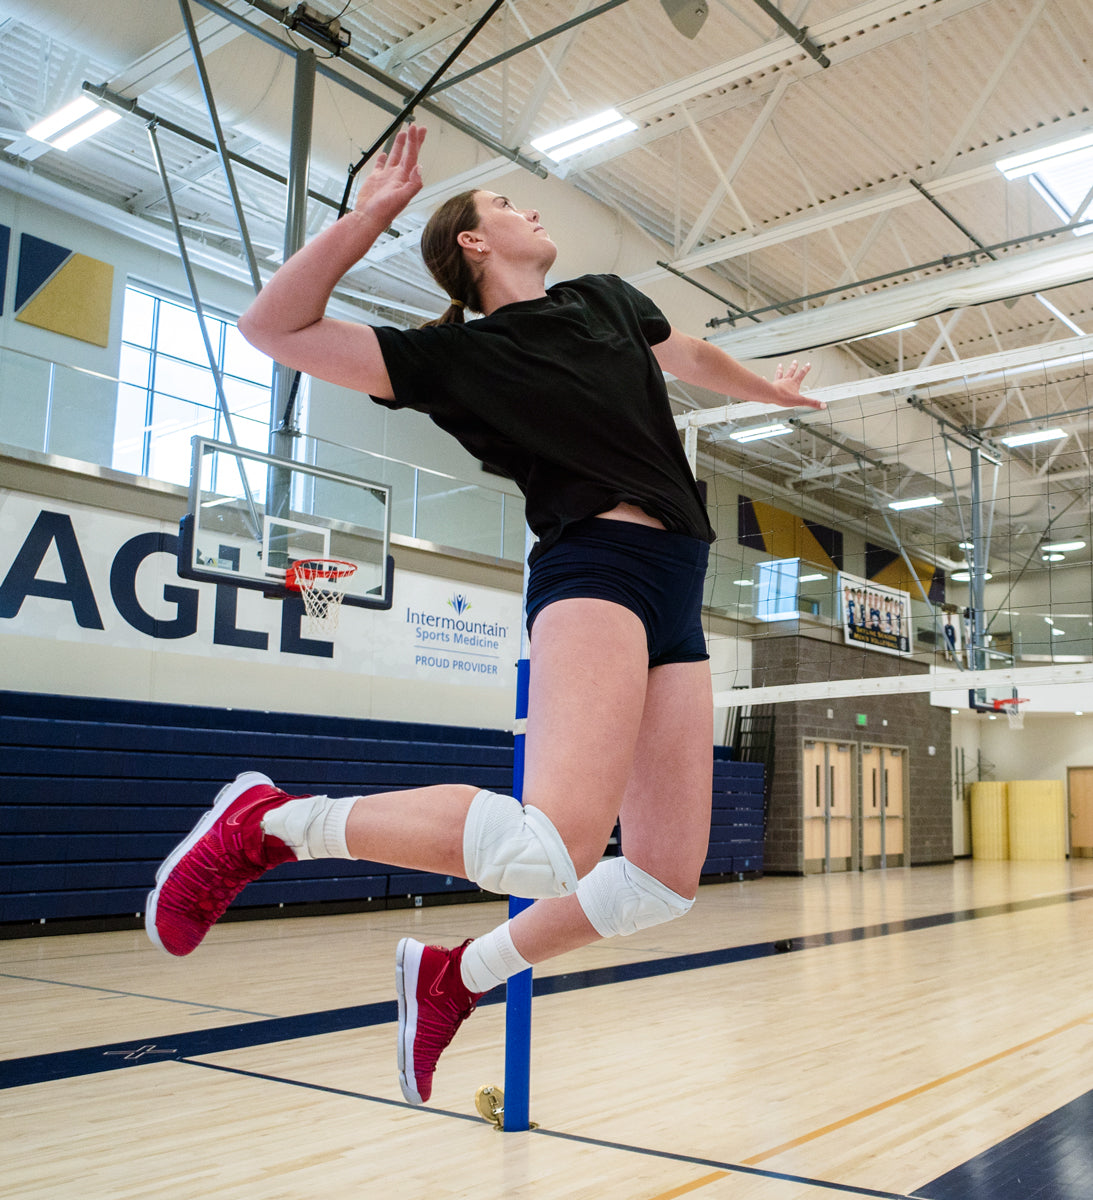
<box><xmin>370</xmin><ymin>273</ymin><xmax>715</xmax><ymax>557</ymax></box>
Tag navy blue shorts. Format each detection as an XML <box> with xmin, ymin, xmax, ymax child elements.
<box><xmin>526</xmin><ymin>518</ymin><xmax>710</xmax><ymax>667</ymax></box>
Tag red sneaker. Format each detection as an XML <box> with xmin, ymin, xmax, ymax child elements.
<box><xmin>146</xmin><ymin>772</ymin><xmax>299</xmax><ymax>957</ymax></box>
<box><xmin>396</xmin><ymin>938</ymin><xmax>484</xmax><ymax>1105</ymax></box>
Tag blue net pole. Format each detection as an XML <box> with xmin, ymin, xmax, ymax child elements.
<box><xmin>503</xmin><ymin>532</ymin><xmax>534</xmax><ymax>1132</ymax></box>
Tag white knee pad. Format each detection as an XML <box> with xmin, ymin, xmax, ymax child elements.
<box><xmin>463</xmin><ymin>790</ymin><xmax>578</xmax><ymax>899</ymax></box>
<box><xmin>576</xmin><ymin>856</ymin><xmax>694</xmax><ymax>939</ymax></box>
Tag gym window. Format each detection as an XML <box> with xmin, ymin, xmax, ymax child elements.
<box><xmin>112</xmin><ymin>284</ymin><xmax>283</xmax><ymax>486</ymax></box>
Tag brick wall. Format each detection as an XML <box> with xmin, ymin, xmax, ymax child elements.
<box><xmin>752</xmin><ymin>635</ymin><xmax>953</xmax><ymax>873</ymax></box>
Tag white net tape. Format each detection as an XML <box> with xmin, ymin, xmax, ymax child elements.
<box><xmin>288</xmin><ymin>560</ymin><xmax>356</xmax><ymax>637</ymax></box>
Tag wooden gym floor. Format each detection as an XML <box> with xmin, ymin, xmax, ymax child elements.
<box><xmin>4</xmin><ymin>859</ymin><xmax>1093</xmax><ymax>1199</ymax></box>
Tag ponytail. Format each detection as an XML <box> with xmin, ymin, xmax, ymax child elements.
<box><xmin>421</xmin><ymin>298</ymin><xmax>467</xmax><ymax>329</ymax></box>
<box><xmin>419</xmin><ymin>190</ymin><xmax>483</xmax><ymax>329</ymax></box>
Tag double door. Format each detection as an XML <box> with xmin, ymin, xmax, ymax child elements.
<box><xmin>803</xmin><ymin>740</ymin><xmax>854</xmax><ymax>873</ymax></box>
<box><xmin>861</xmin><ymin>745</ymin><xmax>906</xmax><ymax>869</ymax></box>
<box><xmin>802</xmin><ymin>740</ymin><xmax>907</xmax><ymax>872</ymax></box>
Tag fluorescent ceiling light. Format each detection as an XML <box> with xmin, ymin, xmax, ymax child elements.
<box><xmin>26</xmin><ymin>95</ymin><xmax>119</xmax><ymax>151</ymax></box>
<box><xmin>799</xmin><ymin>573</ymin><xmax>827</xmax><ymax>582</ymax></box>
<box><xmin>49</xmin><ymin>108</ymin><xmax>120</xmax><ymax>151</ymax></box>
<box><xmin>889</xmin><ymin>496</ymin><xmax>941</xmax><ymax>510</ymax></box>
<box><xmin>844</xmin><ymin>320</ymin><xmax>917</xmax><ymax>344</ymax></box>
<box><xmin>730</xmin><ymin>422</ymin><xmax>791</xmax><ymax>443</ymax></box>
<box><xmin>1042</xmin><ymin>553</ymin><xmax>1065</xmax><ymax>562</ymax></box>
<box><xmin>531</xmin><ymin>109</ymin><xmax>637</xmax><ymax>162</ymax></box>
<box><xmin>27</xmin><ymin>96</ymin><xmax>97</xmax><ymax>141</ymax></box>
<box><xmin>734</xmin><ymin>579</ymin><xmax>754</xmax><ymax>586</ymax></box>
<box><xmin>996</xmin><ymin>132</ymin><xmax>1093</xmax><ymax>179</ymax></box>
<box><xmin>1041</xmin><ymin>540</ymin><xmax>1086</xmax><ymax>552</ymax></box>
<box><xmin>951</xmin><ymin>570</ymin><xmax>993</xmax><ymax>582</ymax></box>
<box><xmin>999</xmin><ymin>427</ymin><xmax>1067</xmax><ymax>447</ymax></box>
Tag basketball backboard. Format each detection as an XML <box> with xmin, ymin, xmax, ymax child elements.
<box><xmin>969</xmin><ymin>680</ymin><xmax>1022</xmax><ymax>714</ymax></box>
<box><xmin>177</xmin><ymin>436</ymin><xmax>393</xmax><ymax>609</ymax></box>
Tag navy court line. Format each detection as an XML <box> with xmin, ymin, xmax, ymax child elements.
<box><xmin>530</xmin><ymin>885</ymin><xmax>1093</xmax><ymax>998</ymax></box>
<box><xmin>0</xmin><ymin>971</ymin><xmax>277</xmax><ymax>1018</ymax></box>
<box><xmin>0</xmin><ymin>998</ymin><xmax>396</xmax><ymax>1090</ymax></box>
<box><xmin>182</xmin><ymin>1058</ymin><xmax>485</xmax><ymax>1122</ymax></box>
<box><xmin>182</xmin><ymin>1059</ymin><xmax>917</xmax><ymax>1199</ymax></box>
<box><xmin>4</xmin><ymin>885</ymin><xmax>1093</xmax><ymax>1091</ymax></box>
<box><xmin>532</xmin><ymin>1126</ymin><xmax>918</xmax><ymax>1199</ymax></box>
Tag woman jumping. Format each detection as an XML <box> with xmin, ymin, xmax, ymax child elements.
<box><xmin>146</xmin><ymin>124</ymin><xmax>819</xmax><ymax>1106</ymax></box>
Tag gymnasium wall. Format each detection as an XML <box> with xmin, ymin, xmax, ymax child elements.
<box><xmin>954</xmin><ymin>712</ymin><xmax>1093</xmax><ymax>786</ymax></box>
<box><xmin>1</xmin><ymin>450</ymin><xmax>528</xmax><ymax>728</ymax></box>
<box><xmin>0</xmin><ymin>183</ymin><xmax>522</xmax><ymax>500</ymax></box>
<box><xmin>754</xmin><ymin>634</ymin><xmax>953</xmax><ymax>873</ymax></box>
<box><xmin>2</xmin><ymin>181</ymin><xmax>1084</xmax><ymax>861</ymax></box>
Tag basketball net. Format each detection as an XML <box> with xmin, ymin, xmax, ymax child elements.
<box><xmin>285</xmin><ymin>559</ymin><xmax>357</xmax><ymax>637</ymax></box>
<box><xmin>996</xmin><ymin>697</ymin><xmax>1028</xmax><ymax>730</ymax></box>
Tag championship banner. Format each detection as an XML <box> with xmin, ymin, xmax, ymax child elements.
<box><xmin>838</xmin><ymin>570</ymin><xmax>911</xmax><ymax>657</ymax></box>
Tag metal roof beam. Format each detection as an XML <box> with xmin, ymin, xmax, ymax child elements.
<box><xmin>628</xmin><ymin>111</ymin><xmax>1093</xmax><ymax>280</ymax></box>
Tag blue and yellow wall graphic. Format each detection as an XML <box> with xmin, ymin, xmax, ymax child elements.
<box><xmin>737</xmin><ymin>495</ymin><xmax>843</xmax><ymax>571</ymax></box>
<box><xmin>865</xmin><ymin>542</ymin><xmax>946</xmax><ymax>603</ymax></box>
<box><xmin>14</xmin><ymin>233</ymin><xmax>113</xmax><ymax>347</ymax></box>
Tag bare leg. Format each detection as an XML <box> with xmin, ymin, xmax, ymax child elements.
<box><xmin>343</xmin><ymin>784</ymin><xmax>476</xmax><ymax>876</ymax></box>
<box><xmin>509</xmin><ymin>657</ymin><xmax>714</xmax><ymax>963</ymax></box>
<box><xmin>519</xmin><ymin>598</ymin><xmax>651</xmax><ymax>873</ymax></box>
<box><xmin>340</xmin><ymin>597</ymin><xmax>650</xmax><ymax>883</ymax></box>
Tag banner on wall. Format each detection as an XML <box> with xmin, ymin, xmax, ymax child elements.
<box><xmin>0</xmin><ymin>493</ymin><xmax>520</xmax><ymax>689</ymax></box>
<box><xmin>837</xmin><ymin>570</ymin><xmax>911</xmax><ymax>657</ymax></box>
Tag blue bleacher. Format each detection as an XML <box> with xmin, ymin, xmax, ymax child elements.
<box><xmin>0</xmin><ymin>691</ymin><xmax>764</xmax><ymax>927</ymax></box>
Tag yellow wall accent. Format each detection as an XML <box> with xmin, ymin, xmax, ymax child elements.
<box><xmin>747</xmin><ymin>498</ymin><xmax>839</xmax><ymax>570</ymax></box>
<box><xmin>16</xmin><ymin>253</ymin><xmax>113</xmax><ymax>347</ymax></box>
<box><xmin>1008</xmin><ymin>780</ymin><xmax>1067</xmax><ymax>861</ymax></box>
<box><xmin>871</xmin><ymin>554</ymin><xmax>937</xmax><ymax>596</ymax></box>
<box><xmin>970</xmin><ymin>781</ymin><xmax>1009</xmax><ymax>860</ymax></box>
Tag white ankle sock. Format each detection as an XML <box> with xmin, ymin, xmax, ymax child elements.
<box><xmin>261</xmin><ymin>795</ymin><xmax>357</xmax><ymax>860</ymax></box>
<box><xmin>460</xmin><ymin>921</ymin><xmax>532</xmax><ymax>994</ymax></box>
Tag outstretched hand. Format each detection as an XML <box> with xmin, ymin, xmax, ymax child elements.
<box><xmin>352</xmin><ymin>124</ymin><xmax>427</xmax><ymax>228</ymax></box>
<box><xmin>770</xmin><ymin>360</ymin><xmax>824</xmax><ymax>410</ymax></box>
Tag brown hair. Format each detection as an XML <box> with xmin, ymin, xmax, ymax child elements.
<box><xmin>419</xmin><ymin>190</ymin><xmax>483</xmax><ymax>327</ymax></box>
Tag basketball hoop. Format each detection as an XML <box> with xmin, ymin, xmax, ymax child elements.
<box><xmin>994</xmin><ymin>697</ymin><xmax>1029</xmax><ymax>730</ymax></box>
<box><xmin>285</xmin><ymin>558</ymin><xmax>357</xmax><ymax>636</ymax></box>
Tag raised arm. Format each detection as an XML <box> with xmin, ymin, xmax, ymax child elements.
<box><xmin>652</xmin><ymin>328</ymin><xmax>823</xmax><ymax>410</ymax></box>
<box><xmin>237</xmin><ymin>125</ymin><xmax>428</xmax><ymax>400</ymax></box>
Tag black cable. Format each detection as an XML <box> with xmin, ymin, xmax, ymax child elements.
<box><xmin>336</xmin><ymin>0</ymin><xmax>508</xmax><ymax>216</ymax></box>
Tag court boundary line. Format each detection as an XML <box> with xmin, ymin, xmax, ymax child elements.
<box><xmin>179</xmin><ymin>1058</ymin><xmax>919</xmax><ymax>1200</ymax></box>
<box><xmin>0</xmin><ymin>971</ymin><xmax>277</xmax><ymax>1017</ymax></box>
<box><xmin>4</xmin><ymin>883</ymin><xmax>1093</xmax><ymax>1091</ymax></box>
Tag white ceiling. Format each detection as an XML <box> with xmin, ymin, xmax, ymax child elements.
<box><xmin>1</xmin><ymin>0</ymin><xmax>1092</xmax><ymax>576</ymax></box>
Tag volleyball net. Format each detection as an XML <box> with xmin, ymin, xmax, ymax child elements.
<box><xmin>675</xmin><ymin>333</ymin><xmax>1093</xmax><ymax>727</ymax></box>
